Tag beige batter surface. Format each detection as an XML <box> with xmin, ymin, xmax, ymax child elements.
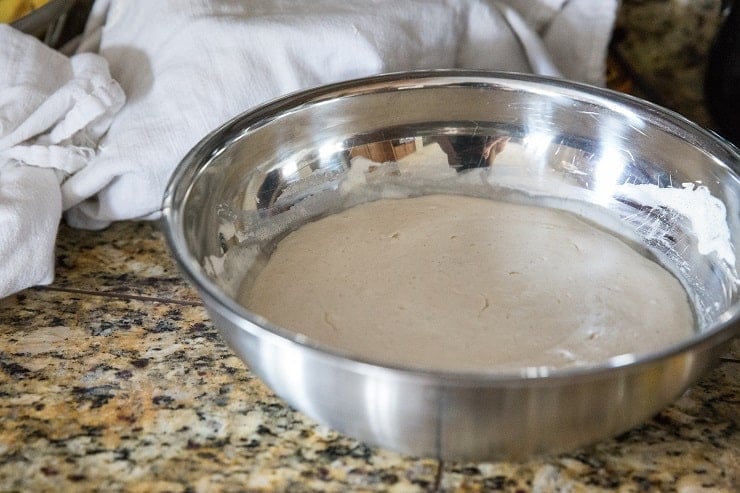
<box><xmin>242</xmin><ymin>195</ymin><xmax>695</xmax><ymax>371</ymax></box>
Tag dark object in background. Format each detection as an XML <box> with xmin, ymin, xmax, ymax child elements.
<box><xmin>705</xmin><ymin>0</ymin><xmax>740</xmax><ymax>146</ymax></box>
<box><xmin>10</xmin><ymin>0</ymin><xmax>93</xmax><ymax>49</ymax></box>
<box><xmin>10</xmin><ymin>0</ymin><xmax>76</xmax><ymax>46</ymax></box>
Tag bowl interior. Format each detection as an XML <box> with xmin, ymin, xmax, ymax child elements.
<box><xmin>166</xmin><ymin>71</ymin><xmax>740</xmax><ymax>372</ymax></box>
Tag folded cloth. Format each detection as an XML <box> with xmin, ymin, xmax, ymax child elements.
<box><xmin>64</xmin><ymin>0</ymin><xmax>617</xmax><ymax>229</ymax></box>
<box><xmin>0</xmin><ymin>24</ymin><xmax>124</xmax><ymax>298</ymax></box>
<box><xmin>0</xmin><ymin>0</ymin><xmax>617</xmax><ymax>298</ymax></box>
<box><xmin>499</xmin><ymin>0</ymin><xmax>620</xmax><ymax>84</ymax></box>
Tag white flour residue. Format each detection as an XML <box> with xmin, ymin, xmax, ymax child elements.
<box><xmin>615</xmin><ymin>183</ymin><xmax>736</xmax><ymax>269</ymax></box>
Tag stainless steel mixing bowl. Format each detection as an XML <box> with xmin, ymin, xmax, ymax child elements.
<box><xmin>162</xmin><ymin>70</ymin><xmax>739</xmax><ymax>461</ymax></box>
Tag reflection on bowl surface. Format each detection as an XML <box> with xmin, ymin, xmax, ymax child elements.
<box><xmin>162</xmin><ymin>70</ymin><xmax>739</xmax><ymax>460</ymax></box>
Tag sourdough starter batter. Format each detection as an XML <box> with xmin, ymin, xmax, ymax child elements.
<box><xmin>242</xmin><ymin>195</ymin><xmax>694</xmax><ymax>371</ymax></box>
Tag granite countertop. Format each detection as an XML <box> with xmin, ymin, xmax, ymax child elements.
<box><xmin>1</xmin><ymin>222</ymin><xmax>738</xmax><ymax>492</ymax></box>
<box><xmin>611</xmin><ymin>0</ymin><xmax>726</xmax><ymax>128</ymax></box>
<box><xmin>1</xmin><ymin>1</ymin><xmax>739</xmax><ymax>492</ymax></box>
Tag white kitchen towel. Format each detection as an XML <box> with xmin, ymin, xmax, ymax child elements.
<box><xmin>63</xmin><ymin>0</ymin><xmax>618</xmax><ymax>228</ymax></box>
<box><xmin>0</xmin><ymin>0</ymin><xmax>618</xmax><ymax>298</ymax></box>
<box><xmin>0</xmin><ymin>24</ymin><xmax>124</xmax><ymax>298</ymax></box>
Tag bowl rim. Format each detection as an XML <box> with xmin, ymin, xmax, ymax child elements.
<box><xmin>161</xmin><ymin>69</ymin><xmax>740</xmax><ymax>384</ymax></box>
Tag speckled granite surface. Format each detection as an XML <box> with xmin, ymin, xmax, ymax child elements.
<box><xmin>1</xmin><ymin>222</ymin><xmax>444</xmax><ymax>492</ymax></box>
<box><xmin>2</xmin><ymin>2</ymin><xmax>739</xmax><ymax>492</ymax></box>
<box><xmin>613</xmin><ymin>0</ymin><xmax>725</xmax><ymax>128</ymax></box>
<box><xmin>1</xmin><ymin>222</ymin><xmax>738</xmax><ymax>492</ymax></box>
